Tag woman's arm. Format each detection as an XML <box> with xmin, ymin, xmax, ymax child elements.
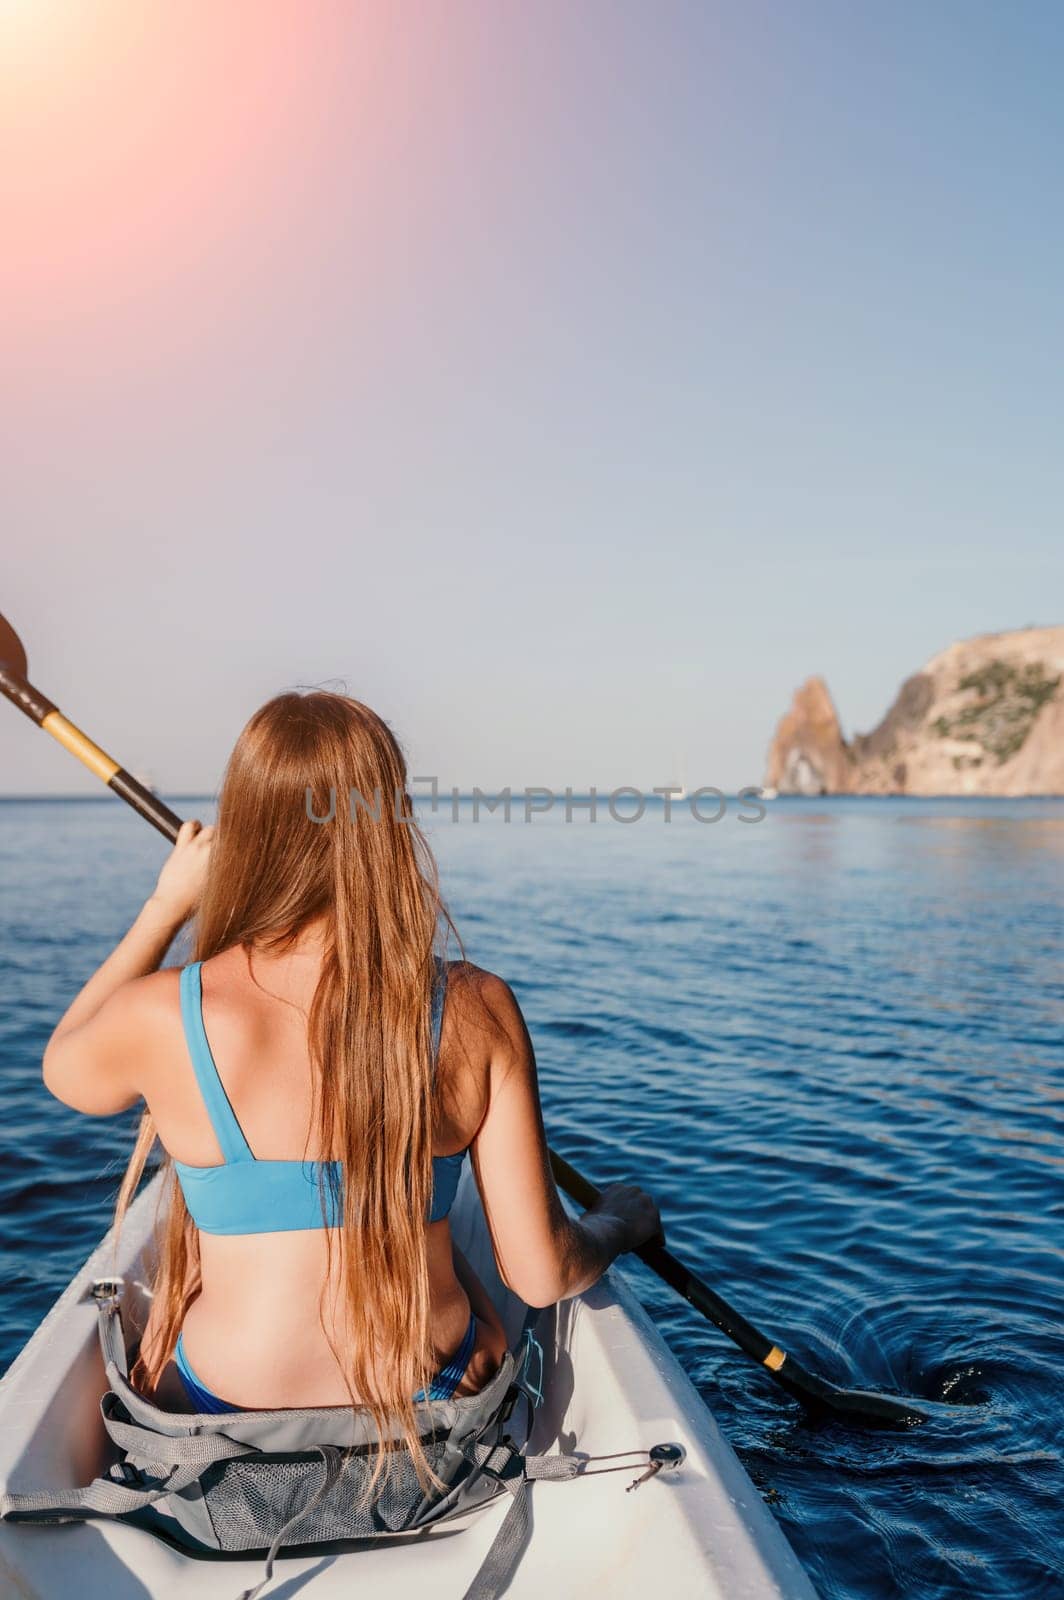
<box><xmin>42</xmin><ymin>821</ymin><xmax>212</xmax><ymax>1115</ymax></box>
<box><xmin>468</xmin><ymin>972</ymin><xmax>661</xmax><ymax>1308</ymax></box>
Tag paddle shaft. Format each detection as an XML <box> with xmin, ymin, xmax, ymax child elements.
<box><xmin>548</xmin><ymin>1149</ymin><xmax>786</xmax><ymax>1367</ymax></box>
<box><xmin>548</xmin><ymin>1149</ymin><xmax>925</xmax><ymax>1424</ymax></box>
<box><xmin>0</xmin><ymin>664</ymin><xmax>181</xmax><ymax>843</ymax></box>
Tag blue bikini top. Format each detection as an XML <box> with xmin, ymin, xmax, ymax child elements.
<box><xmin>173</xmin><ymin>960</ymin><xmax>466</xmax><ymax>1236</ymax></box>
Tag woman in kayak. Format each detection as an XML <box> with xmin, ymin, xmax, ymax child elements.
<box><xmin>40</xmin><ymin>691</ymin><xmax>660</xmax><ymax>1470</ymax></box>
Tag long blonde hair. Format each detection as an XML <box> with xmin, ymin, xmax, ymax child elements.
<box><xmin>115</xmin><ymin>691</ymin><xmax>456</xmax><ymax>1476</ymax></box>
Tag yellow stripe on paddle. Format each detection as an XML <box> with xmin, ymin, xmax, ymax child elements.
<box><xmin>41</xmin><ymin>711</ymin><xmax>120</xmax><ymax>783</ymax></box>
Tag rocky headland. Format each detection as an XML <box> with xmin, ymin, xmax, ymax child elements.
<box><xmin>765</xmin><ymin>627</ymin><xmax>1064</xmax><ymax>796</ymax></box>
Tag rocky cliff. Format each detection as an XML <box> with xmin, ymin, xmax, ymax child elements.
<box><xmin>765</xmin><ymin>627</ymin><xmax>1064</xmax><ymax>796</ymax></box>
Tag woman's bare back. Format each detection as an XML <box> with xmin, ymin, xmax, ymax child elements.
<box><xmin>138</xmin><ymin>940</ymin><xmax>507</xmax><ymax>1410</ymax></box>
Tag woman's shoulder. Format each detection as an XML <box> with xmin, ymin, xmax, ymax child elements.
<box><xmin>438</xmin><ymin>961</ymin><xmax>530</xmax><ymax>1066</ymax></box>
<box><xmin>107</xmin><ymin>967</ymin><xmax>186</xmax><ymax>1065</ymax></box>
<box><xmin>103</xmin><ymin>965</ymin><xmax>184</xmax><ymax>1027</ymax></box>
<box><xmin>440</xmin><ymin>959</ymin><xmax>519</xmax><ymax>1021</ymax></box>
<box><xmin>434</xmin><ymin>963</ymin><xmax>525</xmax><ymax>1139</ymax></box>
<box><xmin>41</xmin><ymin>967</ymin><xmax>185</xmax><ymax>1116</ymax></box>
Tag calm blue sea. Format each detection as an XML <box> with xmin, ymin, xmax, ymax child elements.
<box><xmin>1</xmin><ymin>795</ymin><xmax>1061</xmax><ymax>1598</ymax></box>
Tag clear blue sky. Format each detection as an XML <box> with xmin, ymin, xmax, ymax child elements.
<box><xmin>3</xmin><ymin>0</ymin><xmax>1062</xmax><ymax>795</ymax></box>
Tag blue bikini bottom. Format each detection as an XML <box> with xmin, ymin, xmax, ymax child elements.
<box><xmin>173</xmin><ymin>1314</ymin><xmax>478</xmax><ymax>1414</ymax></box>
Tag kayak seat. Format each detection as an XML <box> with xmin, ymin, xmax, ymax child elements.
<box><xmin>0</xmin><ymin>1284</ymin><xmax>578</xmax><ymax>1600</ymax></box>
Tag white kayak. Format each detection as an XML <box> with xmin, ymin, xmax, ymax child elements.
<box><xmin>0</xmin><ymin>1169</ymin><xmax>817</xmax><ymax>1599</ymax></box>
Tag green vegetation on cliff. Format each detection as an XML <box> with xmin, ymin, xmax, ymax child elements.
<box><xmin>932</xmin><ymin>659</ymin><xmax>1060</xmax><ymax>765</ymax></box>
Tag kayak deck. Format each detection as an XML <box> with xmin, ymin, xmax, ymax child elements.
<box><xmin>0</xmin><ymin>1171</ymin><xmax>817</xmax><ymax>1598</ymax></box>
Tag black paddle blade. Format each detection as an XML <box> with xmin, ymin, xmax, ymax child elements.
<box><xmin>776</xmin><ymin>1361</ymin><xmax>926</xmax><ymax>1426</ymax></box>
<box><xmin>0</xmin><ymin>614</ymin><xmax>28</xmax><ymax>678</ymax></box>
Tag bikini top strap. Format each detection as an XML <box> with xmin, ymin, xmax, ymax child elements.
<box><xmin>179</xmin><ymin>963</ymin><xmax>255</xmax><ymax>1164</ymax></box>
<box><xmin>430</xmin><ymin>957</ymin><xmax>448</xmax><ymax>1074</ymax></box>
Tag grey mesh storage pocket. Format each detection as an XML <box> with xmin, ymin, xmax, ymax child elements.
<box><xmin>198</xmin><ymin>1441</ymin><xmax>452</xmax><ymax>1550</ymax></box>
